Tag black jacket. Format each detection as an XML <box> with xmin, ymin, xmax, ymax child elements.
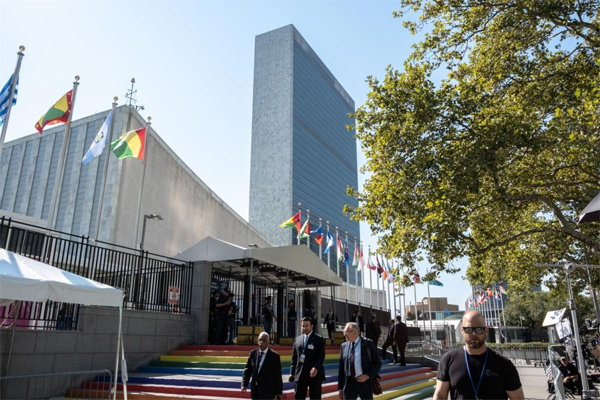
<box><xmin>393</xmin><ymin>321</ymin><xmax>409</xmax><ymax>344</ymax></box>
<box><xmin>338</xmin><ymin>337</ymin><xmax>382</xmax><ymax>391</ymax></box>
<box><xmin>290</xmin><ymin>332</ymin><xmax>326</xmax><ymax>383</ymax></box>
<box><xmin>351</xmin><ymin>316</ymin><xmax>365</xmax><ymax>332</ymax></box>
<box><xmin>366</xmin><ymin>320</ymin><xmax>381</xmax><ymax>342</ymax></box>
<box><xmin>242</xmin><ymin>348</ymin><xmax>283</xmax><ymax>399</ymax></box>
<box><xmin>324</xmin><ymin>312</ymin><xmax>337</xmax><ymax>327</ymax></box>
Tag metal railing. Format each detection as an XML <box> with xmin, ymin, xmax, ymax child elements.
<box><xmin>0</xmin><ymin>216</ymin><xmax>194</xmax><ymax>330</ymax></box>
<box><xmin>0</xmin><ymin>369</ymin><xmax>113</xmax><ymax>399</ymax></box>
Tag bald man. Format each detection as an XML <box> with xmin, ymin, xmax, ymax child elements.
<box><xmin>433</xmin><ymin>311</ymin><xmax>524</xmax><ymax>400</ymax></box>
<box><xmin>242</xmin><ymin>332</ymin><xmax>283</xmax><ymax>399</ymax></box>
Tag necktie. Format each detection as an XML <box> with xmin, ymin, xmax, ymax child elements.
<box><xmin>303</xmin><ymin>334</ymin><xmax>308</xmax><ymax>351</ymax></box>
<box><xmin>350</xmin><ymin>342</ymin><xmax>356</xmax><ymax>377</ymax></box>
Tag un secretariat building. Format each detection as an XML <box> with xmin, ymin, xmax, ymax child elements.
<box><xmin>0</xmin><ymin>107</ymin><xmax>272</xmax><ymax>256</ymax></box>
<box><xmin>249</xmin><ymin>25</ymin><xmax>361</xmax><ymax>285</ymax></box>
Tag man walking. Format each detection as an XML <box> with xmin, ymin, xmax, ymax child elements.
<box><xmin>338</xmin><ymin>322</ymin><xmax>382</xmax><ymax>400</ymax></box>
<box><xmin>434</xmin><ymin>311</ymin><xmax>524</xmax><ymax>399</ymax></box>
<box><xmin>261</xmin><ymin>296</ymin><xmax>277</xmax><ymax>335</ymax></box>
<box><xmin>324</xmin><ymin>308</ymin><xmax>338</xmax><ymax>339</ymax></box>
<box><xmin>241</xmin><ymin>332</ymin><xmax>283</xmax><ymax>400</ymax></box>
<box><xmin>393</xmin><ymin>315</ymin><xmax>409</xmax><ymax>366</ymax></box>
<box><xmin>289</xmin><ymin>317</ymin><xmax>326</xmax><ymax>399</ymax></box>
<box><xmin>365</xmin><ymin>314</ymin><xmax>381</xmax><ymax>344</ymax></box>
<box><xmin>381</xmin><ymin>319</ymin><xmax>395</xmax><ymax>361</ymax></box>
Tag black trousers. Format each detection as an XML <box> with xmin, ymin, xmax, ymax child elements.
<box><xmin>288</xmin><ymin>319</ymin><xmax>296</xmax><ymax>337</ymax></box>
<box><xmin>381</xmin><ymin>338</ymin><xmax>397</xmax><ymax>362</ymax></box>
<box><xmin>294</xmin><ymin>378</ymin><xmax>322</xmax><ymax>399</ymax></box>
<box><xmin>343</xmin><ymin>377</ymin><xmax>373</xmax><ymax>400</ymax></box>
<box><xmin>398</xmin><ymin>342</ymin><xmax>407</xmax><ymax>365</ymax></box>
<box><xmin>216</xmin><ymin>315</ymin><xmax>228</xmax><ymax>344</ymax></box>
<box><xmin>327</xmin><ymin>324</ymin><xmax>334</xmax><ymax>339</ymax></box>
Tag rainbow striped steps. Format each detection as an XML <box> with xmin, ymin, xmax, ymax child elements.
<box><xmin>65</xmin><ymin>344</ymin><xmax>436</xmax><ymax>400</ymax></box>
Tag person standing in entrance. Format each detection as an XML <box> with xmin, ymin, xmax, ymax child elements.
<box><xmin>338</xmin><ymin>322</ymin><xmax>382</xmax><ymax>400</ymax></box>
<box><xmin>433</xmin><ymin>311</ymin><xmax>524</xmax><ymax>400</ymax></box>
<box><xmin>215</xmin><ymin>287</ymin><xmax>231</xmax><ymax>345</ymax></box>
<box><xmin>324</xmin><ymin>308</ymin><xmax>338</xmax><ymax>339</ymax></box>
<box><xmin>262</xmin><ymin>296</ymin><xmax>277</xmax><ymax>335</ymax></box>
<box><xmin>241</xmin><ymin>332</ymin><xmax>283</xmax><ymax>400</ymax></box>
<box><xmin>289</xmin><ymin>317</ymin><xmax>326</xmax><ymax>399</ymax></box>
<box><xmin>208</xmin><ymin>290</ymin><xmax>219</xmax><ymax>344</ymax></box>
<box><xmin>287</xmin><ymin>299</ymin><xmax>297</xmax><ymax>337</ymax></box>
<box><xmin>393</xmin><ymin>315</ymin><xmax>409</xmax><ymax>366</ymax></box>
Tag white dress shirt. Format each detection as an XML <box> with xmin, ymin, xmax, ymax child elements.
<box><xmin>258</xmin><ymin>347</ymin><xmax>269</xmax><ymax>373</ymax></box>
<box><xmin>349</xmin><ymin>337</ymin><xmax>363</xmax><ymax>376</ymax></box>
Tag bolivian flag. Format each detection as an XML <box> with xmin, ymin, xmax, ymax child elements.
<box><xmin>279</xmin><ymin>211</ymin><xmax>301</xmax><ymax>231</ymax></box>
<box><xmin>35</xmin><ymin>90</ymin><xmax>73</xmax><ymax>134</ymax></box>
<box><xmin>110</xmin><ymin>128</ymin><xmax>146</xmax><ymax>160</ymax></box>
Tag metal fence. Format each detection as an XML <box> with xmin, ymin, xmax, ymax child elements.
<box><xmin>0</xmin><ymin>369</ymin><xmax>113</xmax><ymax>399</ymax></box>
<box><xmin>0</xmin><ymin>216</ymin><xmax>194</xmax><ymax>330</ymax></box>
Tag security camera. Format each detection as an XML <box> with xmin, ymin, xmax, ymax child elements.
<box><xmin>564</xmin><ymin>263</ymin><xmax>575</xmax><ymax>273</ymax></box>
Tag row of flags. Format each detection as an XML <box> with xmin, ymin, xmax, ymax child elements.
<box><xmin>278</xmin><ymin>211</ymin><xmax>445</xmax><ymax>288</ymax></box>
<box><xmin>466</xmin><ymin>285</ymin><xmax>508</xmax><ymax>308</ymax></box>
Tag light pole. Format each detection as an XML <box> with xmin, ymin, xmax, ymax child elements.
<box><xmin>139</xmin><ymin>214</ymin><xmax>163</xmax><ymax>250</ymax></box>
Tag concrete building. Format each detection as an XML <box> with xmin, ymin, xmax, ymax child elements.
<box><xmin>0</xmin><ymin>106</ymin><xmax>273</xmax><ymax>256</ymax></box>
<box><xmin>248</xmin><ymin>24</ymin><xmax>361</xmax><ymax>285</ymax></box>
<box><xmin>404</xmin><ymin>297</ymin><xmax>463</xmax><ymax>321</ymax></box>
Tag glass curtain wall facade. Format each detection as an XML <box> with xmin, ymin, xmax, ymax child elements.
<box><xmin>249</xmin><ymin>25</ymin><xmax>361</xmax><ymax>285</ymax></box>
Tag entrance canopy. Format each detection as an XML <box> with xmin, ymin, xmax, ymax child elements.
<box><xmin>176</xmin><ymin>236</ymin><xmax>345</xmax><ymax>287</ymax></box>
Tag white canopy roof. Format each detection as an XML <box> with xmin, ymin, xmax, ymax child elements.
<box><xmin>0</xmin><ymin>249</ymin><xmax>123</xmax><ymax>308</ymax></box>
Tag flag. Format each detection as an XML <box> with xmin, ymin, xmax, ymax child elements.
<box><xmin>110</xmin><ymin>127</ymin><xmax>146</xmax><ymax>160</ymax></box>
<box><xmin>383</xmin><ymin>270</ymin><xmax>388</xmax><ymax>281</ymax></box>
<box><xmin>0</xmin><ymin>74</ymin><xmax>18</xmax><ymax>127</ymax></box>
<box><xmin>279</xmin><ymin>211</ymin><xmax>301</xmax><ymax>231</ymax></box>
<box><xmin>336</xmin><ymin>236</ymin><xmax>344</xmax><ymax>262</ymax></box>
<box><xmin>358</xmin><ymin>247</ymin><xmax>366</xmax><ymax>271</ymax></box>
<box><xmin>429</xmin><ymin>279</ymin><xmax>444</xmax><ymax>287</ymax></box>
<box><xmin>82</xmin><ymin>110</ymin><xmax>112</xmax><ymax>165</ymax></box>
<box><xmin>343</xmin><ymin>241</ymin><xmax>350</xmax><ymax>267</ymax></box>
<box><xmin>35</xmin><ymin>90</ymin><xmax>73</xmax><ymax>134</ymax></box>
<box><xmin>323</xmin><ymin>232</ymin><xmax>334</xmax><ymax>253</ymax></box>
<box><xmin>467</xmin><ymin>298</ymin><xmax>473</xmax><ymax>308</ymax></box>
<box><xmin>413</xmin><ymin>272</ymin><xmax>421</xmax><ymax>284</ymax></box>
<box><xmin>444</xmin><ymin>308</ymin><xmax>451</xmax><ymax>316</ymax></box>
<box><xmin>376</xmin><ymin>255</ymin><xmax>384</xmax><ymax>276</ymax></box>
<box><xmin>311</xmin><ymin>226</ymin><xmax>323</xmax><ymax>245</ymax></box>
<box><xmin>486</xmin><ymin>288</ymin><xmax>493</xmax><ymax>298</ymax></box>
<box><xmin>352</xmin><ymin>245</ymin><xmax>359</xmax><ymax>268</ymax></box>
<box><xmin>499</xmin><ymin>285</ymin><xmax>508</xmax><ymax>295</ymax></box>
<box><xmin>299</xmin><ymin>218</ymin><xmax>310</xmax><ymax>239</ymax></box>
<box><xmin>496</xmin><ymin>289</ymin><xmax>502</xmax><ymax>300</ymax></box>
<box><xmin>367</xmin><ymin>257</ymin><xmax>376</xmax><ymax>271</ymax></box>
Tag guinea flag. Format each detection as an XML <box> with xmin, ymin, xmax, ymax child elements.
<box><xmin>110</xmin><ymin>128</ymin><xmax>146</xmax><ymax>160</ymax></box>
<box><xmin>279</xmin><ymin>211</ymin><xmax>301</xmax><ymax>231</ymax></box>
<box><xmin>35</xmin><ymin>90</ymin><xmax>73</xmax><ymax>134</ymax></box>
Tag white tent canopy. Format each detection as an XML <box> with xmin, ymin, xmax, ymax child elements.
<box><xmin>0</xmin><ymin>248</ymin><xmax>123</xmax><ymax>307</ymax></box>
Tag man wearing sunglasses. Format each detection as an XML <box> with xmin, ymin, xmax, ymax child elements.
<box><xmin>433</xmin><ymin>311</ymin><xmax>524</xmax><ymax>400</ymax></box>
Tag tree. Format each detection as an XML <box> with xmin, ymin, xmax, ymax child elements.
<box><xmin>503</xmin><ymin>291</ymin><xmax>595</xmax><ymax>333</ymax></box>
<box><xmin>349</xmin><ymin>0</ymin><xmax>600</xmax><ymax>292</ymax></box>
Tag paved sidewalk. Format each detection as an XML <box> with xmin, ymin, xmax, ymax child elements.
<box><xmin>517</xmin><ymin>367</ymin><xmax>549</xmax><ymax>399</ymax></box>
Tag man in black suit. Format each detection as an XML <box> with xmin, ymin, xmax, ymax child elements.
<box><xmin>354</xmin><ymin>310</ymin><xmax>364</xmax><ymax>335</ymax></box>
<box><xmin>381</xmin><ymin>319</ymin><xmax>396</xmax><ymax>361</ymax></box>
<box><xmin>324</xmin><ymin>308</ymin><xmax>338</xmax><ymax>339</ymax></box>
<box><xmin>393</xmin><ymin>315</ymin><xmax>409</xmax><ymax>366</ymax></box>
<box><xmin>338</xmin><ymin>322</ymin><xmax>382</xmax><ymax>400</ymax></box>
<box><xmin>242</xmin><ymin>332</ymin><xmax>283</xmax><ymax>400</ymax></box>
<box><xmin>289</xmin><ymin>317</ymin><xmax>326</xmax><ymax>399</ymax></box>
<box><xmin>365</xmin><ymin>314</ymin><xmax>381</xmax><ymax>344</ymax></box>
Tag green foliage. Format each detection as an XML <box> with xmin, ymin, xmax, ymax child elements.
<box><xmin>350</xmin><ymin>0</ymin><xmax>600</xmax><ymax>291</ymax></box>
<box><xmin>504</xmin><ymin>290</ymin><xmax>596</xmax><ymax>332</ymax></box>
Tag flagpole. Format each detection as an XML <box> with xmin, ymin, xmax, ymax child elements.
<box><xmin>376</xmin><ymin>256</ymin><xmax>381</xmax><ymax>310</ymax></box>
<box><xmin>47</xmin><ymin>76</ymin><xmax>80</xmax><ymax>230</ymax></box>
<box><xmin>326</xmin><ymin>221</ymin><xmax>331</xmax><ymax>271</ymax></box>
<box><xmin>132</xmin><ymin>116</ymin><xmax>152</xmax><ymax>248</ymax></box>
<box><xmin>360</xmin><ymin>241</ymin><xmax>365</xmax><ymax>304</ymax></box>
<box><xmin>305</xmin><ymin>209</ymin><xmax>310</xmax><ymax>248</ymax></box>
<box><xmin>297</xmin><ymin>203</ymin><xmax>302</xmax><ymax>245</ymax></box>
<box><xmin>427</xmin><ymin>281</ymin><xmax>433</xmax><ymax>339</ymax></box>
<box><xmin>345</xmin><ymin>230</ymin><xmax>349</xmax><ymax>303</ymax></box>
<box><xmin>413</xmin><ymin>276</ymin><xmax>418</xmax><ymax>328</ymax></box>
<box><xmin>499</xmin><ymin>284</ymin><xmax>507</xmax><ymax>327</ymax></box>
<box><xmin>0</xmin><ymin>46</ymin><xmax>25</xmax><ymax>157</ymax></box>
<box><xmin>354</xmin><ymin>237</ymin><xmax>359</xmax><ymax>303</ymax></box>
<box><xmin>368</xmin><ymin>246</ymin><xmax>373</xmax><ymax>311</ymax></box>
<box><xmin>92</xmin><ymin>98</ymin><xmax>118</xmax><ymax>243</ymax></box>
<box><xmin>318</xmin><ymin>218</ymin><xmax>323</xmax><ymax>259</ymax></box>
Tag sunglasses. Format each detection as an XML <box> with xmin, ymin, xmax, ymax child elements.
<box><xmin>463</xmin><ymin>327</ymin><xmax>486</xmax><ymax>334</ymax></box>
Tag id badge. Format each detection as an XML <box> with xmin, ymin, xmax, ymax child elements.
<box><xmin>299</xmin><ymin>354</ymin><xmax>305</xmax><ymax>364</ymax></box>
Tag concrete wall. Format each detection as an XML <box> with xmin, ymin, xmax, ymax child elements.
<box><xmin>0</xmin><ymin>306</ymin><xmax>195</xmax><ymax>378</ymax></box>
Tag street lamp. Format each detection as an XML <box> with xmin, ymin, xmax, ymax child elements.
<box><xmin>139</xmin><ymin>214</ymin><xmax>163</xmax><ymax>250</ymax></box>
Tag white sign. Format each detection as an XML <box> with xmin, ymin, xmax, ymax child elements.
<box><xmin>543</xmin><ymin>308</ymin><xmax>567</xmax><ymax>327</ymax></box>
<box><xmin>168</xmin><ymin>286</ymin><xmax>180</xmax><ymax>305</ymax></box>
<box><xmin>556</xmin><ymin>318</ymin><xmax>572</xmax><ymax>340</ymax></box>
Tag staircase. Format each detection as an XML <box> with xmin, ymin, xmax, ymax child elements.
<box><xmin>66</xmin><ymin>344</ymin><xmax>436</xmax><ymax>399</ymax></box>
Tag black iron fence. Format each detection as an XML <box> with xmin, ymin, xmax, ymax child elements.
<box><xmin>0</xmin><ymin>217</ymin><xmax>193</xmax><ymax>330</ymax></box>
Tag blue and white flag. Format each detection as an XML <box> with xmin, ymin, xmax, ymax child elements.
<box><xmin>323</xmin><ymin>232</ymin><xmax>334</xmax><ymax>254</ymax></box>
<box><xmin>0</xmin><ymin>74</ymin><xmax>18</xmax><ymax>127</ymax></box>
<box><xmin>82</xmin><ymin>110</ymin><xmax>112</xmax><ymax>165</ymax></box>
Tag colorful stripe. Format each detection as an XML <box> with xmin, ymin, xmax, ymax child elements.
<box><xmin>110</xmin><ymin>128</ymin><xmax>146</xmax><ymax>160</ymax></box>
<box><xmin>35</xmin><ymin>90</ymin><xmax>73</xmax><ymax>134</ymax></box>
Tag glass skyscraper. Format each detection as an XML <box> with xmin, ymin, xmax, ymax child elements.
<box><xmin>249</xmin><ymin>25</ymin><xmax>360</xmax><ymax>284</ymax></box>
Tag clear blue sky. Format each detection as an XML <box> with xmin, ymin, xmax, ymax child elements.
<box><xmin>2</xmin><ymin>0</ymin><xmax>472</xmax><ymax>308</ymax></box>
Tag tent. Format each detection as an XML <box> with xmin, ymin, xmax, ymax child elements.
<box><xmin>0</xmin><ymin>249</ymin><xmax>126</xmax><ymax>399</ymax></box>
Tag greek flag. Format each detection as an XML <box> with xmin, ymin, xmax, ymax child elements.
<box><xmin>0</xmin><ymin>74</ymin><xmax>18</xmax><ymax>127</ymax></box>
<box><xmin>82</xmin><ymin>110</ymin><xmax>112</xmax><ymax>165</ymax></box>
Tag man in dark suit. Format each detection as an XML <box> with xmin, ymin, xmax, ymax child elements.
<box><xmin>242</xmin><ymin>332</ymin><xmax>283</xmax><ymax>400</ymax></box>
<box><xmin>324</xmin><ymin>308</ymin><xmax>338</xmax><ymax>339</ymax></box>
<box><xmin>354</xmin><ymin>310</ymin><xmax>364</xmax><ymax>335</ymax></box>
<box><xmin>380</xmin><ymin>319</ymin><xmax>395</xmax><ymax>361</ymax></box>
<box><xmin>365</xmin><ymin>314</ymin><xmax>381</xmax><ymax>344</ymax></box>
<box><xmin>338</xmin><ymin>322</ymin><xmax>382</xmax><ymax>400</ymax></box>
<box><xmin>393</xmin><ymin>315</ymin><xmax>409</xmax><ymax>366</ymax></box>
<box><xmin>289</xmin><ymin>317</ymin><xmax>326</xmax><ymax>399</ymax></box>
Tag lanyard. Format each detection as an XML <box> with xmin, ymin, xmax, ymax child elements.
<box><xmin>463</xmin><ymin>347</ymin><xmax>488</xmax><ymax>400</ymax></box>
